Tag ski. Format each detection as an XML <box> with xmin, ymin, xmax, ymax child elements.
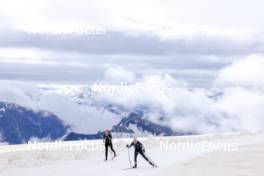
<box><xmin>152</xmin><ymin>163</ymin><xmax>158</xmax><ymax>168</ymax></box>
<box><xmin>122</xmin><ymin>167</ymin><xmax>137</xmax><ymax>170</ymax></box>
<box><xmin>112</xmin><ymin>153</ymin><xmax>119</xmax><ymax>160</ymax></box>
<box><xmin>149</xmin><ymin>161</ymin><xmax>158</xmax><ymax>168</ymax></box>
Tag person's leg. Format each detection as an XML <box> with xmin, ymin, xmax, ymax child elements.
<box><xmin>109</xmin><ymin>143</ymin><xmax>116</xmax><ymax>156</ymax></box>
<box><xmin>133</xmin><ymin>151</ymin><xmax>138</xmax><ymax>168</ymax></box>
<box><xmin>139</xmin><ymin>150</ymin><xmax>154</xmax><ymax>166</ymax></box>
<box><xmin>139</xmin><ymin>150</ymin><xmax>149</xmax><ymax>162</ymax></box>
<box><xmin>105</xmin><ymin>144</ymin><xmax>109</xmax><ymax>160</ymax></box>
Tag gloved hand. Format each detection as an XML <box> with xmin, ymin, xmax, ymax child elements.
<box><xmin>143</xmin><ymin>148</ymin><xmax>146</xmax><ymax>152</ymax></box>
<box><xmin>126</xmin><ymin>144</ymin><xmax>130</xmax><ymax>148</ymax></box>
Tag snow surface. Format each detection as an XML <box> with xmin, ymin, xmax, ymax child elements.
<box><xmin>0</xmin><ymin>132</ymin><xmax>264</xmax><ymax>176</ymax></box>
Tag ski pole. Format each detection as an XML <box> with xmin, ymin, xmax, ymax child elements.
<box><xmin>127</xmin><ymin>148</ymin><xmax>132</xmax><ymax>167</ymax></box>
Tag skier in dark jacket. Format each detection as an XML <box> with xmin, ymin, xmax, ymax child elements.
<box><xmin>103</xmin><ymin>130</ymin><xmax>116</xmax><ymax>161</ymax></box>
<box><xmin>126</xmin><ymin>138</ymin><xmax>155</xmax><ymax>168</ymax></box>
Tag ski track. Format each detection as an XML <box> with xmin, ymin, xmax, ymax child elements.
<box><xmin>0</xmin><ymin>132</ymin><xmax>264</xmax><ymax>176</ymax></box>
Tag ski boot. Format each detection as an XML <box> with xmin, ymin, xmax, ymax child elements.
<box><xmin>132</xmin><ymin>164</ymin><xmax>137</xmax><ymax>168</ymax></box>
<box><xmin>149</xmin><ymin>161</ymin><xmax>157</xmax><ymax>167</ymax></box>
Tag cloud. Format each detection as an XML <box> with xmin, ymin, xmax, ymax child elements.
<box><xmin>0</xmin><ymin>28</ymin><xmax>263</xmax><ymax>56</ymax></box>
<box><xmin>37</xmin><ymin>93</ymin><xmax>120</xmax><ymax>133</ymax></box>
<box><xmin>1</xmin><ymin>59</ymin><xmax>264</xmax><ymax>134</ymax></box>
<box><xmin>1</xmin><ymin>0</ymin><xmax>264</xmax><ymax>88</ymax></box>
<box><xmin>0</xmin><ymin>46</ymin><xmax>235</xmax><ymax>87</ymax></box>
<box><xmin>0</xmin><ymin>1</ymin><xmax>264</xmax><ymax>71</ymax></box>
<box><xmin>0</xmin><ymin>81</ymin><xmax>120</xmax><ymax>133</ymax></box>
<box><xmin>92</xmin><ymin>73</ymin><xmax>226</xmax><ymax>133</ymax></box>
<box><xmin>0</xmin><ymin>27</ymin><xmax>259</xmax><ymax>87</ymax></box>
<box><xmin>216</xmin><ymin>87</ymin><xmax>264</xmax><ymax>132</ymax></box>
<box><xmin>217</xmin><ymin>55</ymin><xmax>264</xmax><ymax>90</ymax></box>
<box><xmin>1</xmin><ymin>0</ymin><xmax>264</xmax><ymax>134</ymax></box>
<box><xmin>0</xmin><ymin>81</ymin><xmax>40</xmax><ymax>109</ymax></box>
<box><xmin>214</xmin><ymin>56</ymin><xmax>264</xmax><ymax>132</ymax></box>
<box><xmin>92</xmin><ymin>62</ymin><xmax>264</xmax><ymax>133</ymax></box>
<box><xmin>1</xmin><ymin>0</ymin><xmax>264</xmax><ymax>31</ymax></box>
<box><xmin>104</xmin><ymin>66</ymin><xmax>136</xmax><ymax>83</ymax></box>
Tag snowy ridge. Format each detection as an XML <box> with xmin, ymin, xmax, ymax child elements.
<box><xmin>1</xmin><ymin>132</ymin><xmax>264</xmax><ymax>176</ymax></box>
<box><xmin>0</xmin><ymin>102</ymin><xmax>68</xmax><ymax>144</ymax></box>
<box><xmin>64</xmin><ymin>112</ymin><xmax>184</xmax><ymax>141</ymax></box>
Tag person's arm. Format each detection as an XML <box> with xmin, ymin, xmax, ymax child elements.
<box><xmin>126</xmin><ymin>142</ymin><xmax>134</xmax><ymax>148</ymax></box>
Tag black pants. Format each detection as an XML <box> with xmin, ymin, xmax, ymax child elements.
<box><xmin>134</xmin><ymin>150</ymin><xmax>150</xmax><ymax>164</ymax></box>
<box><xmin>105</xmin><ymin>143</ymin><xmax>116</xmax><ymax>160</ymax></box>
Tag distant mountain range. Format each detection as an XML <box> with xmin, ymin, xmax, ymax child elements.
<box><xmin>0</xmin><ymin>102</ymin><xmax>68</xmax><ymax>144</ymax></box>
<box><xmin>64</xmin><ymin>112</ymin><xmax>193</xmax><ymax>141</ymax></box>
<box><xmin>0</xmin><ymin>100</ymin><xmax>195</xmax><ymax>144</ymax></box>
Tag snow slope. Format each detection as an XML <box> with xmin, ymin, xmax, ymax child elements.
<box><xmin>0</xmin><ymin>132</ymin><xmax>264</xmax><ymax>176</ymax></box>
<box><xmin>163</xmin><ymin>143</ymin><xmax>264</xmax><ymax>176</ymax></box>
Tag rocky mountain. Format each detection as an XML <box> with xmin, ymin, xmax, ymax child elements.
<box><xmin>0</xmin><ymin>102</ymin><xmax>68</xmax><ymax>144</ymax></box>
<box><xmin>64</xmin><ymin>112</ymin><xmax>193</xmax><ymax>141</ymax></box>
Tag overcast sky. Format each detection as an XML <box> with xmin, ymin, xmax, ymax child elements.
<box><xmin>1</xmin><ymin>0</ymin><xmax>264</xmax><ymax>87</ymax></box>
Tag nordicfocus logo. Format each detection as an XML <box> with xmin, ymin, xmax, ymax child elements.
<box><xmin>27</xmin><ymin>141</ymin><xmax>104</xmax><ymax>151</ymax></box>
<box><xmin>91</xmin><ymin>82</ymin><xmax>173</xmax><ymax>94</ymax></box>
<box><xmin>160</xmin><ymin>140</ymin><xmax>238</xmax><ymax>151</ymax></box>
<box><xmin>26</xmin><ymin>25</ymin><xmax>106</xmax><ymax>36</ymax></box>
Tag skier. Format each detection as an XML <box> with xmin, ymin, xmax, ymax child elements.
<box><xmin>103</xmin><ymin>130</ymin><xmax>116</xmax><ymax>161</ymax></box>
<box><xmin>126</xmin><ymin>138</ymin><xmax>156</xmax><ymax>168</ymax></box>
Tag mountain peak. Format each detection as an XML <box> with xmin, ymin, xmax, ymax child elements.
<box><xmin>0</xmin><ymin>102</ymin><xmax>68</xmax><ymax>144</ymax></box>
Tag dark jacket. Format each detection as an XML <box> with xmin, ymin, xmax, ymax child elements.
<box><xmin>129</xmin><ymin>141</ymin><xmax>145</xmax><ymax>152</ymax></box>
<box><xmin>103</xmin><ymin>133</ymin><xmax>113</xmax><ymax>145</ymax></box>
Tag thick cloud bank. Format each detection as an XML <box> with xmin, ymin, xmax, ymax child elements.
<box><xmin>0</xmin><ymin>82</ymin><xmax>120</xmax><ymax>134</ymax></box>
<box><xmin>0</xmin><ymin>56</ymin><xmax>264</xmax><ymax>134</ymax></box>
<box><xmin>91</xmin><ymin>56</ymin><xmax>264</xmax><ymax>133</ymax></box>
<box><xmin>217</xmin><ymin>55</ymin><xmax>264</xmax><ymax>89</ymax></box>
<box><xmin>215</xmin><ymin>55</ymin><xmax>264</xmax><ymax>132</ymax></box>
